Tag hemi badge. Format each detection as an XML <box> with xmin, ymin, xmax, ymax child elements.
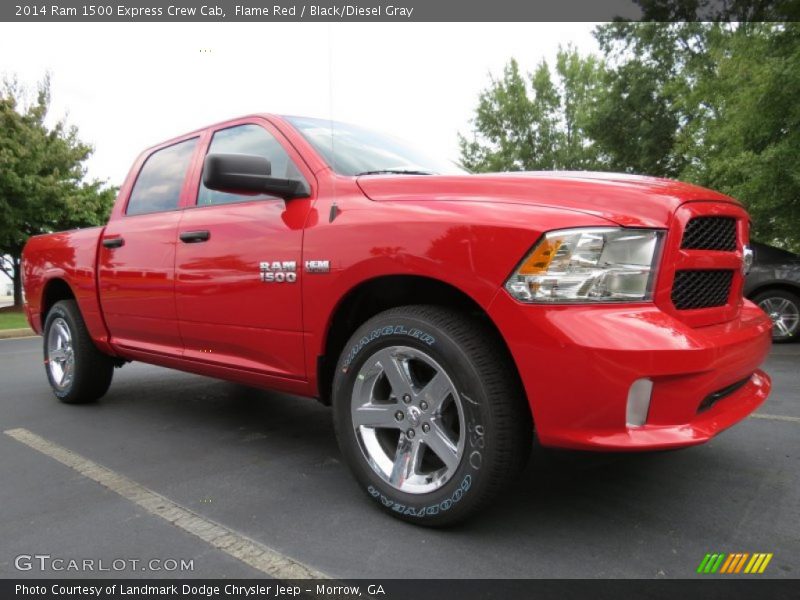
<box><xmin>305</xmin><ymin>260</ymin><xmax>331</xmax><ymax>273</ymax></box>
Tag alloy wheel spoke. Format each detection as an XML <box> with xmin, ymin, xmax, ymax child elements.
<box><xmin>390</xmin><ymin>435</ymin><xmax>423</xmax><ymax>486</ymax></box>
<box><xmin>374</xmin><ymin>348</ymin><xmax>414</xmax><ymax>398</ymax></box>
<box><xmin>49</xmin><ymin>348</ymin><xmax>67</xmax><ymax>362</ymax></box>
<box><xmin>776</xmin><ymin>319</ymin><xmax>791</xmax><ymax>336</ymax></box>
<box><xmin>425</xmin><ymin>424</ymin><xmax>459</xmax><ymax>472</ymax></box>
<box><xmin>55</xmin><ymin>321</ymin><xmax>70</xmax><ymax>343</ymax></box>
<box><xmin>63</xmin><ymin>360</ymin><xmax>74</xmax><ymax>381</ymax></box>
<box><xmin>419</xmin><ymin>372</ymin><xmax>453</xmax><ymax>415</ymax></box>
<box><xmin>353</xmin><ymin>404</ymin><xmax>401</xmax><ymax>429</ymax></box>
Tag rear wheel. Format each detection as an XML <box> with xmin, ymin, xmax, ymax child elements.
<box><xmin>754</xmin><ymin>289</ymin><xmax>800</xmax><ymax>343</ymax></box>
<box><xmin>332</xmin><ymin>305</ymin><xmax>532</xmax><ymax>526</ymax></box>
<box><xmin>43</xmin><ymin>300</ymin><xmax>114</xmax><ymax>403</ymax></box>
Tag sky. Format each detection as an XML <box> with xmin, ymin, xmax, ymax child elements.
<box><xmin>0</xmin><ymin>22</ymin><xmax>602</xmax><ymax>187</ymax></box>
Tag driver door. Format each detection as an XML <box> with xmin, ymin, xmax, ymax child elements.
<box><xmin>174</xmin><ymin>119</ymin><xmax>314</xmax><ymax>380</ymax></box>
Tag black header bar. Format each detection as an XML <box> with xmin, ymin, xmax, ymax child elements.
<box><xmin>3</xmin><ymin>579</ymin><xmax>798</xmax><ymax>600</ymax></box>
<box><xmin>2</xmin><ymin>0</ymin><xmax>796</xmax><ymax>22</ymax></box>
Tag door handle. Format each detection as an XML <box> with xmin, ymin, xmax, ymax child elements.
<box><xmin>102</xmin><ymin>237</ymin><xmax>125</xmax><ymax>249</ymax></box>
<box><xmin>180</xmin><ymin>230</ymin><xmax>211</xmax><ymax>243</ymax></box>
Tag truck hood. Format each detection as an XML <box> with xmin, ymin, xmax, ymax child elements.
<box><xmin>356</xmin><ymin>171</ymin><xmax>740</xmax><ymax>228</ymax></box>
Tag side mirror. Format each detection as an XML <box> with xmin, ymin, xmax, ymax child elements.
<box><xmin>203</xmin><ymin>153</ymin><xmax>310</xmax><ymax>200</ymax></box>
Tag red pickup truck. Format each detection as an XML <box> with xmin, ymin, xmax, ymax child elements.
<box><xmin>22</xmin><ymin>114</ymin><xmax>773</xmax><ymax>525</ymax></box>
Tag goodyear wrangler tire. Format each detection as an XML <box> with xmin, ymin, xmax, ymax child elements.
<box><xmin>43</xmin><ymin>300</ymin><xmax>114</xmax><ymax>404</ymax></box>
<box><xmin>332</xmin><ymin>305</ymin><xmax>532</xmax><ymax>526</ymax></box>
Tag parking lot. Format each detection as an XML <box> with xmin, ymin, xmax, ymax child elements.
<box><xmin>0</xmin><ymin>336</ymin><xmax>797</xmax><ymax>580</ymax></box>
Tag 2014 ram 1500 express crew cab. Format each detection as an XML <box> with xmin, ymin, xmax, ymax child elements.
<box><xmin>22</xmin><ymin>114</ymin><xmax>773</xmax><ymax>525</ymax></box>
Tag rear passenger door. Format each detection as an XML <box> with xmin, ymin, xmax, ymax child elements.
<box><xmin>174</xmin><ymin>119</ymin><xmax>315</xmax><ymax>380</ymax></box>
<box><xmin>99</xmin><ymin>137</ymin><xmax>198</xmax><ymax>355</ymax></box>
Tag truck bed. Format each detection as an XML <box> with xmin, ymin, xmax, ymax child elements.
<box><xmin>22</xmin><ymin>226</ymin><xmax>109</xmax><ymax>345</ymax></box>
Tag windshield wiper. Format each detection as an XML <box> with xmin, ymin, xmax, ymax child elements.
<box><xmin>355</xmin><ymin>169</ymin><xmax>435</xmax><ymax>176</ymax></box>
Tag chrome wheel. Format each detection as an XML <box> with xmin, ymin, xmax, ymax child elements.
<box><xmin>47</xmin><ymin>317</ymin><xmax>75</xmax><ymax>389</ymax></box>
<box><xmin>758</xmin><ymin>296</ymin><xmax>800</xmax><ymax>340</ymax></box>
<box><xmin>351</xmin><ymin>345</ymin><xmax>465</xmax><ymax>494</ymax></box>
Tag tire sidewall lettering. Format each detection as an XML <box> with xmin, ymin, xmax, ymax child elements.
<box><xmin>466</xmin><ymin>409</ymin><xmax>484</xmax><ymax>471</ymax></box>
<box><xmin>342</xmin><ymin>324</ymin><xmax>436</xmax><ymax>369</ymax></box>
<box><xmin>366</xmin><ymin>475</ymin><xmax>472</xmax><ymax>517</ymax></box>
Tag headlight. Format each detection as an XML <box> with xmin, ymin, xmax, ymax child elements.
<box><xmin>505</xmin><ymin>227</ymin><xmax>664</xmax><ymax>303</ymax></box>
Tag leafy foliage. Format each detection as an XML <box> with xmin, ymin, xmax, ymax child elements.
<box><xmin>459</xmin><ymin>48</ymin><xmax>605</xmax><ymax>172</ymax></box>
<box><xmin>0</xmin><ymin>76</ymin><xmax>116</xmax><ymax>306</ymax></box>
<box><xmin>460</xmin><ymin>23</ymin><xmax>800</xmax><ymax>251</ymax></box>
<box><xmin>680</xmin><ymin>23</ymin><xmax>800</xmax><ymax>249</ymax></box>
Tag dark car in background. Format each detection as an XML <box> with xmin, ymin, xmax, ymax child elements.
<box><xmin>745</xmin><ymin>242</ymin><xmax>800</xmax><ymax>342</ymax></box>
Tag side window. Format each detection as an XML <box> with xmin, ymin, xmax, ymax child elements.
<box><xmin>126</xmin><ymin>138</ymin><xmax>197</xmax><ymax>216</ymax></box>
<box><xmin>197</xmin><ymin>124</ymin><xmax>304</xmax><ymax>206</ymax></box>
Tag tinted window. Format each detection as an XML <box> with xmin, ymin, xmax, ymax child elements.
<box><xmin>127</xmin><ymin>138</ymin><xmax>197</xmax><ymax>215</ymax></box>
<box><xmin>198</xmin><ymin>124</ymin><xmax>303</xmax><ymax>206</ymax></box>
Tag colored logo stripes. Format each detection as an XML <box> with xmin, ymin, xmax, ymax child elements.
<box><xmin>697</xmin><ymin>553</ymin><xmax>773</xmax><ymax>574</ymax></box>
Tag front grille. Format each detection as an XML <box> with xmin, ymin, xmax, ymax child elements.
<box><xmin>671</xmin><ymin>270</ymin><xmax>733</xmax><ymax>310</ymax></box>
<box><xmin>681</xmin><ymin>216</ymin><xmax>737</xmax><ymax>251</ymax></box>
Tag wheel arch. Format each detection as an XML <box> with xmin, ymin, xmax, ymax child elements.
<box><xmin>316</xmin><ymin>274</ymin><xmax>523</xmax><ymax>408</ymax></box>
<box><xmin>41</xmin><ymin>278</ymin><xmax>77</xmax><ymax>322</ymax></box>
<box><xmin>747</xmin><ymin>282</ymin><xmax>800</xmax><ymax>301</ymax></box>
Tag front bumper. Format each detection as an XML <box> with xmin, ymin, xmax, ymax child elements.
<box><xmin>487</xmin><ymin>292</ymin><xmax>773</xmax><ymax>451</ymax></box>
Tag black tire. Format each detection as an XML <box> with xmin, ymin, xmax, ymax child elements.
<box><xmin>43</xmin><ymin>300</ymin><xmax>114</xmax><ymax>403</ymax></box>
<box><xmin>332</xmin><ymin>305</ymin><xmax>532</xmax><ymax>526</ymax></box>
<box><xmin>753</xmin><ymin>289</ymin><xmax>800</xmax><ymax>343</ymax></box>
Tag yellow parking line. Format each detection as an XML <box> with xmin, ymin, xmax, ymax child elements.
<box><xmin>4</xmin><ymin>427</ymin><xmax>328</xmax><ymax>579</ymax></box>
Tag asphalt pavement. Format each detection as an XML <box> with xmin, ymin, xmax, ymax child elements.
<box><xmin>0</xmin><ymin>337</ymin><xmax>797</xmax><ymax>579</ymax></box>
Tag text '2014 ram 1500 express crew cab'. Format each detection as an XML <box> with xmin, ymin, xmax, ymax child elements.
<box><xmin>22</xmin><ymin>114</ymin><xmax>773</xmax><ymax>525</ymax></box>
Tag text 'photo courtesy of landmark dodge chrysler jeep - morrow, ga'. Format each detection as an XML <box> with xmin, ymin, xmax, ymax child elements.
<box><xmin>22</xmin><ymin>115</ymin><xmax>773</xmax><ymax>525</ymax></box>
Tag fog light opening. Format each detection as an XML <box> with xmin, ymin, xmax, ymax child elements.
<box><xmin>626</xmin><ymin>378</ymin><xmax>653</xmax><ymax>428</ymax></box>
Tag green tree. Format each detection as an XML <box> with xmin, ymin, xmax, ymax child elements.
<box><xmin>681</xmin><ymin>23</ymin><xmax>800</xmax><ymax>249</ymax></box>
<box><xmin>588</xmin><ymin>21</ymin><xmax>714</xmax><ymax>177</ymax></box>
<box><xmin>458</xmin><ymin>58</ymin><xmax>558</xmax><ymax>172</ymax></box>
<box><xmin>459</xmin><ymin>48</ymin><xmax>605</xmax><ymax>173</ymax></box>
<box><xmin>555</xmin><ymin>49</ymin><xmax>606</xmax><ymax>170</ymax></box>
<box><xmin>593</xmin><ymin>20</ymin><xmax>800</xmax><ymax>249</ymax></box>
<box><xmin>632</xmin><ymin>0</ymin><xmax>798</xmax><ymax>22</ymax></box>
<box><xmin>0</xmin><ymin>75</ymin><xmax>116</xmax><ymax>307</ymax></box>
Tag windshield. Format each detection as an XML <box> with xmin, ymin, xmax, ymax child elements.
<box><xmin>285</xmin><ymin>116</ymin><xmax>467</xmax><ymax>177</ymax></box>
